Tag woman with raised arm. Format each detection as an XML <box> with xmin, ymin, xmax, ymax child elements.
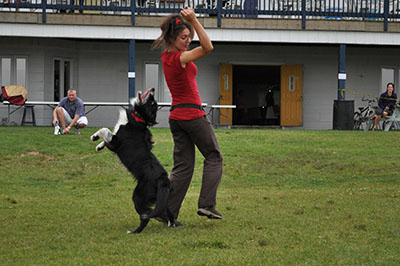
<box><xmin>153</xmin><ymin>7</ymin><xmax>223</xmax><ymax>226</ymax></box>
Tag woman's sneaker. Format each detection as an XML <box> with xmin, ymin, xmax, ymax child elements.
<box><xmin>197</xmin><ymin>207</ymin><xmax>223</xmax><ymax>219</ymax></box>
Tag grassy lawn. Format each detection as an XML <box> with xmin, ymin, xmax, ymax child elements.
<box><xmin>0</xmin><ymin>126</ymin><xmax>399</xmax><ymax>265</ymax></box>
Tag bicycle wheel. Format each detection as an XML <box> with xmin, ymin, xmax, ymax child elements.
<box><xmin>393</xmin><ymin>122</ymin><xmax>400</xmax><ymax>130</ymax></box>
<box><xmin>383</xmin><ymin>121</ymin><xmax>400</xmax><ymax>131</ymax></box>
<box><xmin>364</xmin><ymin>118</ymin><xmax>375</xmax><ymax>131</ymax></box>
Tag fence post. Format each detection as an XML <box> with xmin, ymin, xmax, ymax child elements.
<box><xmin>301</xmin><ymin>0</ymin><xmax>306</xmax><ymax>29</ymax></box>
<box><xmin>42</xmin><ymin>0</ymin><xmax>47</xmax><ymax>23</ymax></box>
<box><xmin>217</xmin><ymin>0</ymin><xmax>222</xmax><ymax>27</ymax></box>
<box><xmin>131</xmin><ymin>0</ymin><xmax>135</xmax><ymax>25</ymax></box>
<box><xmin>383</xmin><ymin>0</ymin><xmax>389</xmax><ymax>31</ymax></box>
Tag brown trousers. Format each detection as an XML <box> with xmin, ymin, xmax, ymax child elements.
<box><xmin>168</xmin><ymin>116</ymin><xmax>223</xmax><ymax>219</ymax></box>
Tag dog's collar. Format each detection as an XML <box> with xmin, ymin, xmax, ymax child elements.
<box><xmin>131</xmin><ymin>110</ymin><xmax>146</xmax><ymax>123</ymax></box>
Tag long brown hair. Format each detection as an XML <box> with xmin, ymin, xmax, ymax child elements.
<box><xmin>152</xmin><ymin>14</ymin><xmax>192</xmax><ymax>50</ymax></box>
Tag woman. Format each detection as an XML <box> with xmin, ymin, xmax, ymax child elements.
<box><xmin>153</xmin><ymin>7</ymin><xmax>223</xmax><ymax>225</ymax></box>
<box><xmin>372</xmin><ymin>82</ymin><xmax>397</xmax><ymax>131</ymax></box>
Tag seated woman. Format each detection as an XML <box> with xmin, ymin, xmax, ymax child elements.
<box><xmin>372</xmin><ymin>82</ymin><xmax>397</xmax><ymax>131</ymax></box>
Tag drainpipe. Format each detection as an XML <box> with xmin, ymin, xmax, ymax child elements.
<box><xmin>128</xmin><ymin>40</ymin><xmax>136</xmax><ymax>108</ymax></box>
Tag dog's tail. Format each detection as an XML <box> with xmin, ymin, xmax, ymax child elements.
<box><xmin>148</xmin><ymin>175</ymin><xmax>171</xmax><ymax>218</ymax></box>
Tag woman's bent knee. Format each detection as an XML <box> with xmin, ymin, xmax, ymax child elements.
<box><xmin>206</xmin><ymin>150</ymin><xmax>223</xmax><ymax>163</ymax></box>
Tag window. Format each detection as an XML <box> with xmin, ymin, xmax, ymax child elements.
<box><xmin>144</xmin><ymin>63</ymin><xmax>171</xmax><ymax>102</ymax></box>
<box><xmin>54</xmin><ymin>60</ymin><xmax>60</xmax><ymax>101</ymax></box>
<box><xmin>162</xmin><ymin>76</ymin><xmax>171</xmax><ymax>103</ymax></box>
<box><xmin>53</xmin><ymin>58</ymin><xmax>72</xmax><ymax>101</ymax></box>
<box><xmin>398</xmin><ymin>68</ymin><xmax>400</xmax><ymax>90</ymax></box>
<box><xmin>1</xmin><ymin>58</ymin><xmax>11</xmax><ymax>86</ymax></box>
<box><xmin>63</xmin><ymin>61</ymin><xmax>71</xmax><ymax>98</ymax></box>
<box><xmin>381</xmin><ymin>67</ymin><xmax>394</xmax><ymax>92</ymax></box>
<box><xmin>145</xmin><ymin>63</ymin><xmax>159</xmax><ymax>92</ymax></box>
<box><xmin>16</xmin><ymin>58</ymin><xmax>26</xmax><ymax>87</ymax></box>
<box><xmin>1</xmin><ymin>57</ymin><xmax>27</xmax><ymax>88</ymax></box>
<box><xmin>289</xmin><ymin>75</ymin><xmax>295</xmax><ymax>92</ymax></box>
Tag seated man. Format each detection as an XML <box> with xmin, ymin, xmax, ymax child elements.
<box><xmin>53</xmin><ymin>89</ymin><xmax>88</xmax><ymax>135</ymax></box>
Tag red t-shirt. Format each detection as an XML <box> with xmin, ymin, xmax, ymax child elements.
<box><xmin>161</xmin><ymin>51</ymin><xmax>206</xmax><ymax>120</ymax></box>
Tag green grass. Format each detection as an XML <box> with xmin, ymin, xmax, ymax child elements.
<box><xmin>0</xmin><ymin>127</ymin><xmax>399</xmax><ymax>265</ymax></box>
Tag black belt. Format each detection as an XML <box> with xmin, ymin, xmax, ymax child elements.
<box><xmin>170</xmin><ymin>103</ymin><xmax>204</xmax><ymax>112</ymax></box>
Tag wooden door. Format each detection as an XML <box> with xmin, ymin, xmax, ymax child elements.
<box><xmin>281</xmin><ymin>65</ymin><xmax>303</xmax><ymax>126</ymax></box>
<box><xmin>219</xmin><ymin>63</ymin><xmax>233</xmax><ymax>125</ymax></box>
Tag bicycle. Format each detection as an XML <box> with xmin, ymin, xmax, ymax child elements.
<box><xmin>382</xmin><ymin>103</ymin><xmax>400</xmax><ymax>131</ymax></box>
<box><xmin>353</xmin><ymin>97</ymin><xmax>377</xmax><ymax>130</ymax></box>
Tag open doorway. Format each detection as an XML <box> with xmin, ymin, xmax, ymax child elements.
<box><xmin>232</xmin><ymin>65</ymin><xmax>281</xmax><ymax>126</ymax></box>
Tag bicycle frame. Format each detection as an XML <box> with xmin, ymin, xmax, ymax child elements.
<box><xmin>354</xmin><ymin>97</ymin><xmax>377</xmax><ymax>131</ymax></box>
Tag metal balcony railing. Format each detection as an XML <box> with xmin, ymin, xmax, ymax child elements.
<box><xmin>1</xmin><ymin>0</ymin><xmax>399</xmax><ymax>29</ymax></box>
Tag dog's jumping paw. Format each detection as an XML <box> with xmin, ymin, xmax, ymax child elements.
<box><xmin>96</xmin><ymin>142</ymin><xmax>105</xmax><ymax>152</ymax></box>
<box><xmin>91</xmin><ymin>134</ymin><xmax>100</xmax><ymax>142</ymax></box>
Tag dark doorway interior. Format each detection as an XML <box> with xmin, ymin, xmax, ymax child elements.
<box><xmin>233</xmin><ymin>65</ymin><xmax>281</xmax><ymax>126</ymax></box>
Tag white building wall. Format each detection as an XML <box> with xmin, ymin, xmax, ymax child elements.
<box><xmin>77</xmin><ymin>40</ymin><xmax>129</xmax><ymax>126</ymax></box>
<box><xmin>2</xmin><ymin>37</ymin><xmax>400</xmax><ymax>129</ymax></box>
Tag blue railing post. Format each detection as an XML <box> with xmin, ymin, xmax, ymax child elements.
<box><xmin>301</xmin><ymin>0</ymin><xmax>306</xmax><ymax>29</ymax></box>
<box><xmin>128</xmin><ymin>40</ymin><xmax>136</xmax><ymax>107</ymax></box>
<box><xmin>337</xmin><ymin>44</ymin><xmax>346</xmax><ymax>101</ymax></box>
<box><xmin>217</xmin><ymin>0</ymin><xmax>222</xmax><ymax>27</ymax></box>
<box><xmin>42</xmin><ymin>0</ymin><xmax>47</xmax><ymax>23</ymax></box>
<box><xmin>131</xmin><ymin>0</ymin><xmax>135</xmax><ymax>25</ymax></box>
<box><xmin>383</xmin><ymin>0</ymin><xmax>389</xmax><ymax>31</ymax></box>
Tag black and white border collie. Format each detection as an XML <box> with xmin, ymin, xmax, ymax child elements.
<box><xmin>90</xmin><ymin>88</ymin><xmax>175</xmax><ymax>234</ymax></box>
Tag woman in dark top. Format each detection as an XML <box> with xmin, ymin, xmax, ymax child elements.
<box><xmin>372</xmin><ymin>82</ymin><xmax>397</xmax><ymax>131</ymax></box>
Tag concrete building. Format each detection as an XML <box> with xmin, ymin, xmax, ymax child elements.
<box><xmin>1</xmin><ymin>2</ymin><xmax>400</xmax><ymax>129</ymax></box>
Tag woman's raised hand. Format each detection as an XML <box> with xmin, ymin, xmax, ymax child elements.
<box><xmin>180</xmin><ymin>7</ymin><xmax>196</xmax><ymax>23</ymax></box>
